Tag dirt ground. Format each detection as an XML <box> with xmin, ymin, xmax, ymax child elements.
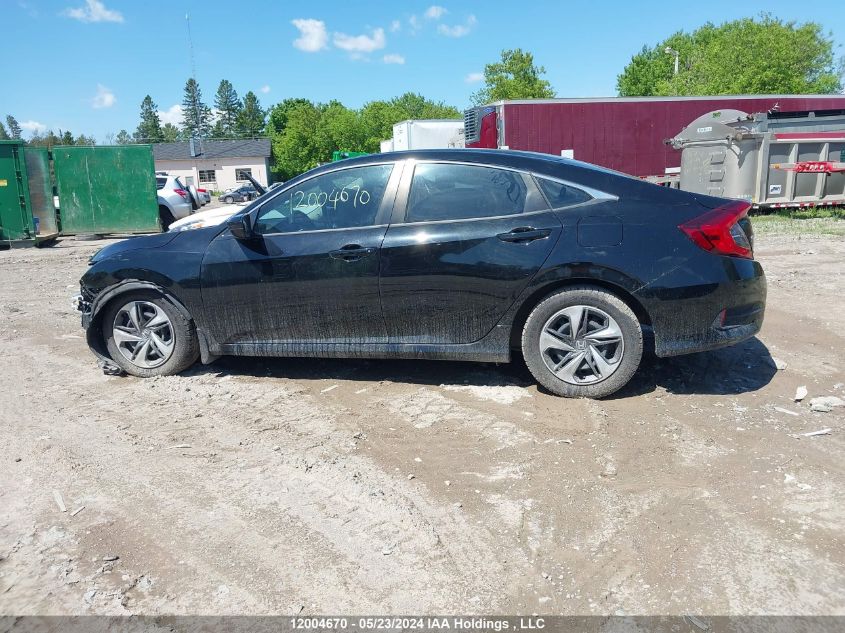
<box><xmin>0</xmin><ymin>221</ymin><xmax>843</xmax><ymax>616</ymax></box>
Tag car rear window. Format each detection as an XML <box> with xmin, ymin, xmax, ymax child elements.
<box><xmin>156</xmin><ymin>177</ymin><xmax>167</xmax><ymax>190</ymax></box>
<box><xmin>535</xmin><ymin>177</ymin><xmax>592</xmax><ymax>209</ymax></box>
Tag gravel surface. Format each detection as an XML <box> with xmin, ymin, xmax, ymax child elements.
<box><xmin>0</xmin><ymin>227</ymin><xmax>843</xmax><ymax>615</ymax></box>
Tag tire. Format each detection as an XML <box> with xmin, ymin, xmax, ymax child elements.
<box><xmin>159</xmin><ymin>206</ymin><xmax>175</xmax><ymax>231</ymax></box>
<box><xmin>103</xmin><ymin>291</ymin><xmax>199</xmax><ymax>378</ymax></box>
<box><xmin>223</xmin><ymin>196</ymin><xmax>234</xmax><ymax>204</ymax></box>
<box><xmin>521</xmin><ymin>286</ymin><xmax>643</xmax><ymax>398</ymax></box>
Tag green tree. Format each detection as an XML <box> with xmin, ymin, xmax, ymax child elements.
<box><xmin>212</xmin><ymin>79</ymin><xmax>241</xmax><ymax>138</ymax></box>
<box><xmin>271</xmin><ymin>100</ymin><xmax>323</xmax><ymax>180</ymax></box>
<box><xmin>28</xmin><ymin>129</ymin><xmax>62</xmax><ymax>148</ymax></box>
<box><xmin>135</xmin><ymin>95</ymin><xmax>164</xmax><ymax>143</ymax></box>
<box><xmin>75</xmin><ymin>134</ymin><xmax>96</xmax><ymax>146</ymax></box>
<box><xmin>617</xmin><ymin>15</ymin><xmax>843</xmax><ymax>96</ymax></box>
<box><xmin>181</xmin><ymin>78</ymin><xmax>213</xmax><ymax>138</ymax></box>
<box><xmin>237</xmin><ymin>91</ymin><xmax>266</xmax><ymax>138</ymax></box>
<box><xmin>0</xmin><ymin>121</ymin><xmax>9</xmax><ymax>140</ymax></box>
<box><xmin>267</xmin><ymin>98</ymin><xmax>313</xmax><ymax>137</ymax></box>
<box><xmin>358</xmin><ymin>93</ymin><xmax>460</xmax><ymax>152</ymax></box>
<box><xmin>161</xmin><ymin>123</ymin><xmax>181</xmax><ymax>142</ymax></box>
<box><xmin>6</xmin><ymin>115</ymin><xmax>21</xmax><ymax>139</ymax></box>
<box><xmin>60</xmin><ymin>130</ymin><xmax>74</xmax><ymax>145</ymax></box>
<box><xmin>471</xmin><ymin>49</ymin><xmax>555</xmax><ymax>105</ymax></box>
<box><xmin>114</xmin><ymin>129</ymin><xmax>133</xmax><ymax>145</ymax></box>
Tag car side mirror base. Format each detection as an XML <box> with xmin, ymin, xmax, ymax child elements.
<box><xmin>227</xmin><ymin>215</ymin><xmax>254</xmax><ymax>240</ymax></box>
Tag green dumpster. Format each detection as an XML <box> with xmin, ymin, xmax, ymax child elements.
<box><xmin>0</xmin><ymin>140</ymin><xmax>35</xmax><ymax>245</ymax></box>
<box><xmin>53</xmin><ymin>145</ymin><xmax>159</xmax><ymax>235</ymax></box>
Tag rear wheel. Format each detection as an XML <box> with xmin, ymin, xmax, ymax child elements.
<box><xmin>158</xmin><ymin>206</ymin><xmax>175</xmax><ymax>231</ymax></box>
<box><xmin>521</xmin><ymin>286</ymin><xmax>643</xmax><ymax>398</ymax></box>
<box><xmin>103</xmin><ymin>292</ymin><xmax>199</xmax><ymax>377</ymax></box>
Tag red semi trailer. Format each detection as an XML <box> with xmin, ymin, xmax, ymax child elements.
<box><xmin>463</xmin><ymin>95</ymin><xmax>845</xmax><ymax>178</ymax></box>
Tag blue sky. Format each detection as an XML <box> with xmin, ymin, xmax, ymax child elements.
<box><xmin>6</xmin><ymin>0</ymin><xmax>845</xmax><ymax>142</ymax></box>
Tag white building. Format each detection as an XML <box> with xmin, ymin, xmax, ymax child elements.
<box><xmin>152</xmin><ymin>139</ymin><xmax>272</xmax><ymax>192</ymax></box>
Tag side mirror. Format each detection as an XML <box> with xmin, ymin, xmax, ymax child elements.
<box><xmin>227</xmin><ymin>214</ymin><xmax>253</xmax><ymax>240</ymax></box>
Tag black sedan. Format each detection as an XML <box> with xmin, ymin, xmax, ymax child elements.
<box><xmin>76</xmin><ymin>150</ymin><xmax>766</xmax><ymax>398</ymax></box>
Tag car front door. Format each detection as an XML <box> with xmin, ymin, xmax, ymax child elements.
<box><xmin>200</xmin><ymin>162</ymin><xmax>401</xmax><ymax>347</ymax></box>
<box><xmin>379</xmin><ymin>161</ymin><xmax>563</xmax><ymax>345</ymax></box>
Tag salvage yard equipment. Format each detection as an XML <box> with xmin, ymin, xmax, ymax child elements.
<box><xmin>0</xmin><ymin>141</ymin><xmax>60</xmax><ymax>247</ymax></box>
<box><xmin>53</xmin><ymin>145</ymin><xmax>160</xmax><ymax>235</ymax></box>
<box><xmin>464</xmin><ymin>95</ymin><xmax>845</xmax><ymax>179</ymax></box>
<box><xmin>670</xmin><ymin>108</ymin><xmax>845</xmax><ymax>207</ymax></box>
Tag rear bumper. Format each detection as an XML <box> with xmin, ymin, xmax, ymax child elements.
<box><xmin>642</xmin><ymin>257</ymin><xmax>767</xmax><ymax>358</ymax></box>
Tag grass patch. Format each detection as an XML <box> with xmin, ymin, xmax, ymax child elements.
<box><xmin>752</xmin><ymin>207</ymin><xmax>845</xmax><ymax>221</ymax></box>
<box><xmin>752</xmin><ymin>211</ymin><xmax>845</xmax><ymax>237</ymax></box>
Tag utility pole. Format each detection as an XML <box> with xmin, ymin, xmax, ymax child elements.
<box><xmin>664</xmin><ymin>46</ymin><xmax>680</xmax><ymax>76</ymax></box>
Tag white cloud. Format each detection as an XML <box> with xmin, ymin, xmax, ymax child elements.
<box><xmin>389</xmin><ymin>19</ymin><xmax>401</xmax><ymax>32</ymax></box>
<box><xmin>383</xmin><ymin>53</ymin><xmax>405</xmax><ymax>65</ymax></box>
<box><xmin>63</xmin><ymin>0</ymin><xmax>123</xmax><ymax>23</ymax></box>
<box><xmin>260</xmin><ymin>84</ymin><xmax>271</xmax><ymax>94</ymax></box>
<box><xmin>20</xmin><ymin>120</ymin><xmax>47</xmax><ymax>135</ymax></box>
<box><xmin>438</xmin><ymin>14</ymin><xmax>476</xmax><ymax>37</ymax></box>
<box><xmin>425</xmin><ymin>5</ymin><xmax>448</xmax><ymax>19</ymax></box>
<box><xmin>333</xmin><ymin>27</ymin><xmax>386</xmax><ymax>53</ymax></box>
<box><xmin>291</xmin><ymin>18</ymin><xmax>328</xmax><ymax>52</ymax></box>
<box><xmin>465</xmin><ymin>72</ymin><xmax>484</xmax><ymax>83</ymax></box>
<box><xmin>91</xmin><ymin>84</ymin><xmax>116</xmax><ymax>108</ymax></box>
<box><xmin>157</xmin><ymin>104</ymin><xmax>183</xmax><ymax>126</ymax></box>
<box><xmin>408</xmin><ymin>14</ymin><xmax>421</xmax><ymax>33</ymax></box>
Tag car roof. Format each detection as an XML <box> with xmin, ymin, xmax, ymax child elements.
<box><xmin>291</xmin><ymin>149</ymin><xmax>654</xmax><ymax>198</ymax></box>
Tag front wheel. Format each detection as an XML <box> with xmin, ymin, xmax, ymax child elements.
<box><xmin>103</xmin><ymin>292</ymin><xmax>199</xmax><ymax>377</ymax></box>
<box><xmin>223</xmin><ymin>196</ymin><xmax>234</xmax><ymax>204</ymax></box>
<box><xmin>521</xmin><ymin>286</ymin><xmax>643</xmax><ymax>398</ymax></box>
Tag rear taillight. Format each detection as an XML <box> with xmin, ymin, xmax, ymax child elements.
<box><xmin>173</xmin><ymin>188</ymin><xmax>189</xmax><ymax>199</ymax></box>
<box><xmin>679</xmin><ymin>200</ymin><xmax>753</xmax><ymax>259</ymax></box>
<box><xmin>196</xmin><ymin>188</ymin><xmax>206</xmax><ymax>193</ymax></box>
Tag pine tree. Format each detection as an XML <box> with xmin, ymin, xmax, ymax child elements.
<box><xmin>181</xmin><ymin>78</ymin><xmax>212</xmax><ymax>139</ymax></box>
<box><xmin>161</xmin><ymin>123</ymin><xmax>181</xmax><ymax>142</ymax></box>
<box><xmin>237</xmin><ymin>91</ymin><xmax>266</xmax><ymax>138</ymax></box>
<box><xmin>6</xmin><ymin>115</ymin><xmax>21</xmax><ymax>139</ymax></box>
<box><xmin>60</xmin><ymin>130</ymin><xmax>74</xmax><ymax>145</ymax></box>
<box><xmin>114</xmin><ymin>130</ymin><xmax>133</xmax><ymax>145</ymax></box>
<box><xmin>0</xmin><ymin>122</ymin><xmax>9</xmax><ymax>140</ymax></box>
<box><xmin>135</xmin><ymin>95</ymin><xmax>164</xmax><ymax>143</ymax></box>
<box><xmin>213</xmin><ymin>79</ymin><xmax>242</xmax><ymax>138</ymax></box>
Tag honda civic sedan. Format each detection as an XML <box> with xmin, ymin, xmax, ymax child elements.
<box><xmin>75</xmin><ymin>150</ymin><xmax>766</xmax><ymax>398</ymax></box>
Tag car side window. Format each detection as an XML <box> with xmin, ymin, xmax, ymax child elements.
<box><xmin>535</xmin><ymin>177</ymin><xmax>592</xmax><ymax>209</ymax></box>
<box><xmin>254</xmin><ymin>165</ymin><xmax>393</xmax><ymax>234</ymax></box>
<box><xmin>406</xmin><ymin>163</ymin><xmax>546</xmax><ymax>223</ymax></box>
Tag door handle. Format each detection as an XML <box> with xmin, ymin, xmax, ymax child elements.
<box><xmin>497</xmin><ymin>227</ymin><xmax>552</xmax><ymax>243</ymax></box>
<box><xmin>329</xmin><ymin>244</ymin><xmax>377</xmax><ymax>262</ymax></box>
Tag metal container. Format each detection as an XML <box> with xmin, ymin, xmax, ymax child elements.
<box><xmin>391</xmin><ymin>120</ymin><xmax>464</xmax><ymax>151</ymax></box>
<box><xmin>464</xmin><ymin>95</ymin><xmax>845</xmax><ymax>178</ymax></box>
<box><xmin>0</xmin><ymin>140</ymin><xmax>35</xmax><ymax>245</ymax></box>
<box><xmin>671</xmin><ymin>109</ymin><xmax>845</xmax><ymax>207</ymax></box>
<box><xmin>53</xmin><ymin>144</ymin><xmax>159</xmax><ymax>234</ymax></box>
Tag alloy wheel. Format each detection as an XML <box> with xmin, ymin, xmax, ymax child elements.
<box><xmin>112</xmin><ymin>300</ymin><xmax>175</xmax><ymax>369</ymax></box>
<box><xmin>540</xmin><ymin>305</ymin><xmax>624</xmax><ymax>385</ymax></box>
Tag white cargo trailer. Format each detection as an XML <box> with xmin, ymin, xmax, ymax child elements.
<box><xmin>671</xmin><ymin>108</ymin><xmax>845</xmax><ymax>207</ymax></box>
<box><xmin>390</xmin><ymin>119</ymin><xmax>465</xmax><ymax>151</ymax></box>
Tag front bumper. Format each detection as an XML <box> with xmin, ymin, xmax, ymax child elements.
<box><xmin>72</xmin><ymin>292</ymin><xmax>93</xmax><ymax>328</ymax></box>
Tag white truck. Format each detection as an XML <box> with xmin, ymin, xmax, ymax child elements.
<box><xmin>382</xmin><ymin>119</ymin><xmax>465</xmax><ymax>152</ymax></box>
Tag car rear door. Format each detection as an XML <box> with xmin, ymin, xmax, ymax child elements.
<box><xmin>379</xmin><ymin>161</ymin><xmax>562</xmax><ymax>344</ymax></box>
<box><xmin>200</xmin><ymin>162</ymin><xmax>401</xmax><ymax>346</ymax></box>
